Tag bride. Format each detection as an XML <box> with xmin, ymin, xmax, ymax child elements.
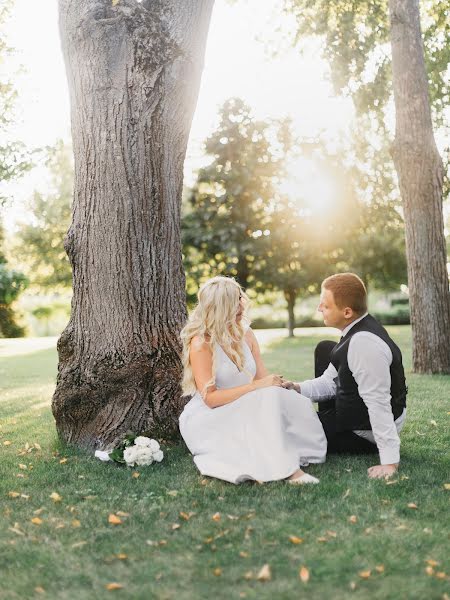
<box><xmin>179</xmin><ymin>276</ymin><xmax>327</xmax><ymax>485</ymax></box>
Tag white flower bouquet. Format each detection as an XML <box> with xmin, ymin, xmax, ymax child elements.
<box><xmin>94</xmin><ymin>432</ymin><xmax>164</xmax><ymax>467</ymax></box>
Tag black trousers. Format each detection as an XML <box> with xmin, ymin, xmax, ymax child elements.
<box><xmin>315</xmin><ymin>341</ymin><xmax>378</xmax><ymax>455</ymax></box>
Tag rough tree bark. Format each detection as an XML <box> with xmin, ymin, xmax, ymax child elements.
<box><xmin>388</xmin><ymin>0</ymin><xmax>450</xmax><ymax>373</ymax></box>
<box><xmin>52</xmin><ymin>0</ymin><xmax>214</xmax><ymax>448</ymax></box>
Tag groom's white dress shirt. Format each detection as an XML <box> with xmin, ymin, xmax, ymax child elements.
<box><xmin>300</xmin><ymin>313</ymin><xmax>406</xmax><ymax>465</ymax></box>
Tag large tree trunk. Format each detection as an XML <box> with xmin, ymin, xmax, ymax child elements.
<box><xmin>52</xmin><ymin>0</ymin><xmax>214</xmax><ymax>448</ymax></box>
<box><xmin>388</xmin><ymin>0</ymin><xmax>450</xmax><ymax>374</ymax></box>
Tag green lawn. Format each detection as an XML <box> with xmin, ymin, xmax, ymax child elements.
<box><xmin>0</xmin><ymin>328</ymin><xmax>449</xmax><ymax>600</ymax></box>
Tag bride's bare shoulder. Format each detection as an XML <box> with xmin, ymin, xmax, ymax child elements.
<box><xmin>191</xmin><ymin>334</ymin><xmax>211</xmax><ymax>353</ymax></box>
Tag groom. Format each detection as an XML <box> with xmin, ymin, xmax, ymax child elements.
<box><xmin>285</xmin><ymin>273</ymin><xmax>407</xmax><ymax>479</ymax></box>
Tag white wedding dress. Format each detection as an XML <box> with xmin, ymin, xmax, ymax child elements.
<box><xmin>179</xmin><ymin>337</ymin><xmax>327</xmax><ymax>484</ymax></box>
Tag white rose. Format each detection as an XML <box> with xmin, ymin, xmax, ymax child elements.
<box><xmin>153</xmin><ymin>449</ymin><xmax>164</xmax><ymax>463</ymax></box>
<box><xmin>123</xmin><ymin>445</ymin><xmax>139</xmax><ymax>466</ymax></box>
<box><xmin>134</xmin><ymin>436</ymin><xmax>152</xmax><ymax>447</ymax></box>
<box><xmin>135</xmin><ymin>446</ymin><xmax>154</xmax><ymax>466</ymax></box>
<box><xmin>94</xmin><ymin>450</ymin><xmax>111</xmax><ymax>462</ymax></box>
<box><xmin>148</xmin><ymin>439</ymin><xmax>160</xmax><ymax>452</ymax></box>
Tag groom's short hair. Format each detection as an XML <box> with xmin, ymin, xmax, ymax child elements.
<box><xmin>322</xmin><ymin>273</ymin><xmax>367</xmax><ymax>315</ymax></box>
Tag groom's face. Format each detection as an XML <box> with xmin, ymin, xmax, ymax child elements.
<box><xmin>318</xmin><ymin>288</ymin><xmax>352</xmax><ymax>330</ymax></box>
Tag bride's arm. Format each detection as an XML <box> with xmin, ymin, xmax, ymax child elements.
<box><xmin>190</xmin><ymin>336</ymin><xmax>281</xmax><ymax>408</ymax></box>
<box><xmin>245</xmin><ymin>328</ymin><xmax>269</xmax><ymax>380</ymax></box>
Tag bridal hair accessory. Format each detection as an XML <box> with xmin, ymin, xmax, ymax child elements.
<box><xmin>94</xmin><ymin>432</ymin><xmax>164</xmax><ymax>467</ymax></box>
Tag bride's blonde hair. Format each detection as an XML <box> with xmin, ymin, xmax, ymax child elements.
<box><xmin>181</xmin><ymin>276</ymin><xmax>250</xmax><ymax>397</ymax></box>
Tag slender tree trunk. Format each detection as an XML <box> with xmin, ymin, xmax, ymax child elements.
<box><xmin>388</xmin><ymin>0</ymin><xmax>450</xmax><ymax>374</ymax></box>
<box><xmin>284</xmin><ymin>289</ymin><xmax>296</xmax><ymax>338</ymax></box>
<box><xmin>52</xmin><ymin>0</ymin><xmax>214</xmax><ymax>449</ymax></box>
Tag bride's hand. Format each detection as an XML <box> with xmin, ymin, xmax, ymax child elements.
<box><xmin>252</xmin><ymin>374</ymin><xmax>284</xmax><ymax>389</ymax></box>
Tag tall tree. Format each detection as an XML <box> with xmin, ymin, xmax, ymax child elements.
<box><xmin>53</xmin><ymin>0</ymin><xmax>214</xmax><ymax>448</ymax></box>
<box><xmin>0</xmin><ymin>1</ymin><xmax>32</xmax><ymax>206</ymax></box>
<box><xmin>183</xmin><ymin>98</ymin><xmax>282</xmax><ymax>291</ymax></box>
<box><xmin>259</xmin><ymin>198</ymin><xmax>325</xmax><ymax>337</ymax></box>
<box><xmin>0</xmin><ymin>1</ymin><xmax>31</xmax><ymax>336</ymax></box>
<box><xmin>284</xmin><ymin>0</ymin><xmax>449</xmax><ymax>373</ymax></box>
<box><xmin>15</xmin><ymin>140</ymin><xmax>73</xmax><ymax>289</ymax></box>
<box><xmin>388</xmin><ymin>0</ymin><xmax>449</xmax><ymax>373</ymax></box>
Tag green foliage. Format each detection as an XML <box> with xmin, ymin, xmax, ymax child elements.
<box><xmin>14</xmin><ymin>140</ymin><xmax>73</xmax><ymax>289</ymax></box>
<box><xmin>0</xmin><ymin>1</ymin><xmax>32</xmax><ymax>204</ymax></box>
<box><xmin>284</xmin><ymin>0</ymin><xmax>449</xmax><ymax>124</ymax></box>
<box><xmin>182</xmin><ymin>98</ymin><xmax>284</xmax><ymax>293</ymax></box>
<box><xmin>0</xmin><ymin>262</ymin><xmax>28</xmax><ymax>337</ymax></box>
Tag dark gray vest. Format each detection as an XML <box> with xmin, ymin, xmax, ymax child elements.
<box><xmin>330</xmin><ymin>314</ymin><xmax>407</xmax><ymax>431</ymax></box>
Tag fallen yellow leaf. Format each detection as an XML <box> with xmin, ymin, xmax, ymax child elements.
<box><xmin>257</xmin><ymin>564</ymin><xmax>272</xmax><ymax>582</ymax></box>
<box><xmin>239</xmin><ymin>551</ymin><xmax>249</xmax><ymax>558</ymax></box>
<box><xmin>244</xmin><ymin>571</ymin><xmax>253</xmax><ymax>580</ymax></box>
<box><xmin>8</xmin><ymin>491</ymin><xmax>20</xmax><ymax>498</ymax></box>
<box><xmin>359</xmin><ymin>570</ymin><xmax>371</xmax><ymax>579</ymax></box>
<box><xmin>59</xmin><ymin>458</ymin><xmax>68</xmax><ymax>464</ymax></box>
<box><xmin>435</xmin><ymin>572</ymin><xmax>447</xmax><ymax>579</ymax></box>
<box><xmin>375</xmin><ymin>565</ymin><xmax>385</xmax><ymax>573</ymax></box>
<box><xmin>72</xmin><ymin>541</ymin><xmax>87</xmax><ymax>548</ymax></box>
<box><xmin>116</xmin><ymin>553</ymin><xmax>127</xmax><ymax>560</ymax></box>
<box><xmin>34</xmin><ymin>587</ymin><xmax>45</xmax><ymax>594</ymax></box>
<box><xmin>444</xmin><ymin>483</ymin><xmax>450</xmax><ymax>490</ymax></box>
<box><xmin>3</xmin><ymin>440</ymin><xmax>12</xmax><ymax>446</ymax></box>
<box><xmin>212</xmin><ymin>512</ymin><xmax>221</xmax><ymax>522</ymax></box>
<box><xmin>179</xmin><ymin>511</ymin><xmax>195</xmax><ymax>521</ymax></box>
<box><xmin>349</xmin><ymin>515</ymin><xmax>358</xmax><ymax>523</ymax></box>
<box><xmin>115</xmin><ymin>511</ymin><xmax>129</xmax><ymax>517</ymax></box>
<box><xmin>108</xmin><ymin>514</ymin><xmax>122</xmax><ymax>525</ymax></box>
<box><xmin>425</xmin><ymin>566</ymin><xmax>434</xmax><ymax>576</ymax></box>
<box><xmin>18</xmin><ymin>464</ymin><xmax>27</xmax><ymax>470</ymax></box>
<box><xmin>317</xmin><ymin>536</ymin><xmax>327</xmax><ymax>543</ymax></box>
<box><xmin>105</xmin><ymin>582</ymin><xmax>123</xmax><ymax>590</ymax></box>
<box><xmin>213</xmin><ymin>568</ymin><xmax>222</xmax><ymax>576</ymax></box>
<box><xmin>289</xmin><ymin>535</ymin><xmax>303</xmax><ymax>544</ymax></box>
<box><xmin>171</xmin><ymin>523</ymin><xmax>181</xmax><ymax>530</ymax></box>
<box><xmin>299</xmin><ymin>566</ymin><xmax>310</xmax><ymax>583</ymax></box>
<box><xmin>132</xmin><ymin>472</ymin><xmax>140</xmax><ymax>478</ymax></box>
<box><xmin>31</xmin><ymin>517</ymin><xmax>43</xmax><ymax>525</ymax></box>
<box><xmin>407</xmin><ymin>503</ymin><xmax>418</xmax><ymax>509</ymax></box>
<box><xmin>50</xmin><ymin>492</ymin><xmax>62</xmax><ymax>503</ymax></box>
<box><xmin>327</xmin><ymin>530</ymin><xmax>337</xmax><ymax>538</ymax></box>
<box><xmin>71</xmin><ymin>519</ymin><xmax>81</xmax><ymax>528</ymax></box>
<box><xmin>111</xmin><ymin>0</ymin><xmax>120</xmax><ymax>6</ymax></box>
<box><xmin>425</xmin><ymin>559</ymin><xmax>439</xmax><ymax>567</ymax></box>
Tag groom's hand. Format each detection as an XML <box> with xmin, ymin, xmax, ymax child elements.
<box><xmin>367</xmin><ymin>464</ymin><xmax>398</xmax><ymax>479</ymax></box>
<box><xmin>281</xmin><ymin>381</ymin><xmax>301</xmax><ymax>394</ymax></box>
